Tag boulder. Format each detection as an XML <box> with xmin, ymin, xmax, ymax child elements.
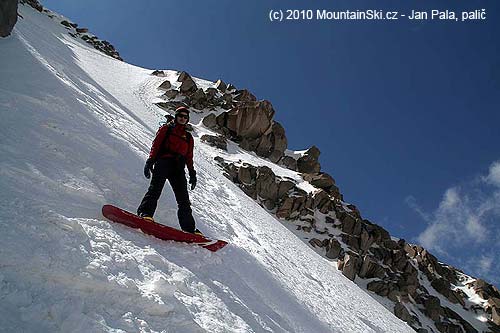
<box><xmin>277</xmin><ymin>180</ymin><xmax>295</xmax><ymax>198</ymax></box>
<box><xmin>158</xmin><ymin>80</ymin><xmax>172</xmax><ymax>91</ymax></box>
<box><xmin>304</xmin><ymin>172</ymin><xmax>335</xmax><ymax>189</ymax></box>
<box><xmin>177</xmin><ymin>71</ymin><xmax>197</xmax><ymax>93</ymax></box>
<box><xmin>215</xmin><ymin>79</ymin><xmax>227</xmax><ymax>92</ymax></box>
<box><xmin>238</xmin><ymin>165</ymin><xmax>256</xmax><ymax>185</ymax></box>
<box><xmin>163</xmin><ymin>89</ymin><xmax>178</xmax><ymax>99</ymax></box>
<box><xmin>358</xmin><ymin>256</ymin><xmax>386</xmax><ymax>279</ymax></box>
<box><xmin>276</xmin><ymin>197</ymin><xmax>295</xmax><ymax>219</ymax></box>
<box><xmin>216</xmin><ymin>103</ymin><xmax>274</xmax><ymax>140</ymax></box>
<box><xmin>325</xmin><ymin>238</ymin><xmax>342</xmax><ymax>259</ymax></box>
<box><xmin>255</xmin><ymin>166</ymin><xmax>278</xmax><ymax>204</ymax></box>
<box><xmin>360</xmin><ymin>228</ymin><xmax>376</xmax><ymax>251</ymax></box>
<box><xmin>312</xmin><ymin>190</ymin><xmax>330</xmax><ymax>210</ymax></box>
<box><xmin>367</xmin><ymin>280</ymin><xmax>389</xmax><ymax>296</ymax></box>
<box><xmin>340</xmin><ymin>213</ymin><xmax>362</xmax><ymax>236</ymax></box>
<box><xmin>279</xmin><ymin>155</ymin><xmax>297</xmax><ymax>171</ymax></box>
<box><xmin>492</xmin><ymin>306</ymin><xmax>500</xmax><ymax>326</ymax></box>
<box><xmin>297</xmin><ymin>146</ymin><xmax>321</xmax><ymax>174</ymax></box>
<box><xmin>202</xmin><ymin>113</ymin><xmax>217</xmax><ymax>129</ymax></box>
<box><xmin>340</xmin><ymin>254</ymin><xmax>360</xmax><ymax>281</ymax></box>
<box><xmin>341</xmin><ymin>234</ymin><xmax>360</xmax><ymax>252</ymax></box>
<box><xmin>200</xmin><ymin>135</ymin><xmax>227</xmax><ymax>151</ymax></box>
<box><xmin>423</xmin><ymin>296</ymin><xmax>441</xmax><ymax>322</ymax></box>
<box><xmin>394</xmin><ymin>302</ymin><xmax>413</xmax><ymax>324</ymax></box>
<box><xmin>151</xmin><ymin>70</ymin><xmax>165</xmax><ymax>77</ymax></box>
<box><xmin>309</xmin><ymin>238</ymin><xmax>324</xmax><ymax>248</ymax></box>
<box><xmin>0</xmin><ymin>0</ymin><xmax>18</xmax><ymax>37</ymax></box>
<box><xmin>254</xmin><ymin>121</ymin><xmax>287</xmax><ymax>163</ymax></box>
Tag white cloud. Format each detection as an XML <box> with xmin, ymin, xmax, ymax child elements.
<box><xmin>408</xmin><ymin>160</ymin><xmax>500</xmax><ymax>284</ymax></box>
<box><xmin>483</xmin><ymin>160</ymin><xmax>500</xmax><ymax>188</ymax></box>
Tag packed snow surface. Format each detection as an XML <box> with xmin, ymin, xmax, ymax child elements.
<box><xmin>0</xmin><ymin>5</ymin><xmax>412</xmax><ymax>332</ymax></box>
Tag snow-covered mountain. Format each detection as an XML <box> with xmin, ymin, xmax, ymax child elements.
<box><xmin>0</xmin><ymin>3</ymin><xmax>498</xmax><ymax>333</ymax></box>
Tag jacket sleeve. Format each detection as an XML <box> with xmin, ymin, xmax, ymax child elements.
<box><xmin>186</xmin><ymin>136</ymin><xmax>194</xmax><ymax>172</ymax></box>
<box><xmin>148</xmin><ymin>126</ymin><xmax>168</xmax><ymax>160</ymax></box>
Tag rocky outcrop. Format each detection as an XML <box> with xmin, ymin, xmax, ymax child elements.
<box><xmin>0</xmin><ymin>0</ymin><xmax>18</xmax><ymax>37</ymax></box>
<box><xmin>297</xmin><ymin>146</ymin><xmax>321</xmax><ymax>174</ymax></box>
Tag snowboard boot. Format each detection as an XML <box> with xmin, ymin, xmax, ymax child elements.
<box><xmin>138</xmin><ymin>212</ymin><xmax>154</xmax><ymax>222</ymax></box>
<box><xmin>193</xmin><ymin>229</ymin><xmax>203</xmax><ymax>236</ymax></box>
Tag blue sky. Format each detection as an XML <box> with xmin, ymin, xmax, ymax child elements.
<box><xmin>41</xmin><ymin>0</ymin><xmax>500</xmax><ymax>285</ymax></box>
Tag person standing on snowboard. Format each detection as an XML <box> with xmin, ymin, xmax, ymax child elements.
<box><xmin>137</xmin><ymin>106</ymin><xmax>200</xmax><ymax>235</ymax></box>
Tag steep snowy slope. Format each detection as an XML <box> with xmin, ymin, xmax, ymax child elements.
<box><xmin>0</xmin><ymin>5</ymin><xmax>412</xmax><ymax>332</ymax></box>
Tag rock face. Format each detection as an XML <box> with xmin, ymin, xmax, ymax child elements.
<box><xmin>0</xmin><ymin>0</ymin><xmax>18</xmax><ymax>37</ymax></box>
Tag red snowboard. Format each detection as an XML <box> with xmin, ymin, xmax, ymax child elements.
<box><xmin>102</xmin><ymin>205</ymin><xmax>228</xmax><ymax>252</ymax></box>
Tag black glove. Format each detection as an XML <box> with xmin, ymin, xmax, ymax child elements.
<box><xmin>189</xmin><ymin>169</ymin><xmax>197</xmax><ymax>190</ymax></box>
<box><xmin>144</xmin><ymin>158</ymin><xmax>155</xmax><ymax>179</ymax></box>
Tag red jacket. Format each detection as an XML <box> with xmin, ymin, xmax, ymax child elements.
<box><xmin>149</xmin><ymin>123</ymin><xmax>194</xmax><ymax>171</ymax></box>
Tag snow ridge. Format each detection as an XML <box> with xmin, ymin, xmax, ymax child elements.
<box><xmin>0</xmin><ymin>5</ymin><xmax>411</xmax><ymax>333</ymax></box>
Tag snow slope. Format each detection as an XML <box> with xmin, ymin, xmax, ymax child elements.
<box><xmin>0</xmin><ymin>5</ymin><xmax>412</xmax><ymax>332</ymax></box>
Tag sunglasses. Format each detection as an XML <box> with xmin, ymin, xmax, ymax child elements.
<box><xmin>176</xmin><ymin>114</ymin><xmax>189</xmax><ymax>119</ymax></box>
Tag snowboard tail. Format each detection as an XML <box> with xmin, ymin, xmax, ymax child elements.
<box><xmin>102</xmin><ymin>205</ymin><xmax>227</xmax><ymax>252</ymax></box>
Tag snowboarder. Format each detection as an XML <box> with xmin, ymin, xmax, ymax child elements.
<box><xmin>137</xmin><ymin>106</ymin><xmax>200</xmax><ymax>234</ymax></box>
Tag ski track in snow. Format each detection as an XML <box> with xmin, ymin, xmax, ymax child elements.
<box><xmin>0</xmin><ymin>5</ymin><xmax>412</xmax><ymax>333</ymax></box>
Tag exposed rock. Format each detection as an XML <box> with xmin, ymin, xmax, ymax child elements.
<box><xmin>394</xmin><ymin>302</ymin><xmax>413</xmax><ymax>324</ymax></box>
<box><xmin>404</xmin><ymin>243</ymin><xmax>417</xmax><ymax>258</ymax></box>
<box><xmin>423</xmin><ymin>296</ymin><xmax>441</xmax><ymax>322</ymax></box>
<box><xmin>189</xmin><ymin>88</ymin><xmax>209</xmax><ymax>109</ymax></box>
<box><xmin>215</xmin><ymin>79</ymin><xmax>227</xmax><ymax>92</ymax></box>
<box><xmin>435</xmin><ymin>321</ymin><xmax>462</xmax><ymax>333</ymax></box>
<box><xmin>60</xmin><ymin>20</ymin><xmax>77</xmax><ymax>28</ymax></box>
<box><xmin>1</xmin><ymin>0</ymin><xmax>18</xmax><ymax>37</ymax></box>
<box><xmin>238</xmin><ymin>165</ymin><xmax>256</xmax><ymax>185</ymax></box>
<box><xmin>247</xmin><ymin>121</ymin><xmax>287</xmax><ymax>163</ymax></box>
<box><xmin>431</xmin><ymin>278</ymin><xmax>464</xmax><ymax>305</ymax></box>
<box><xmin>202</xmin><ymin>113</ymin><xmax>217</xmax><ymax>129</ymax></box>
<box><xmin>151</xmin><ymin>70</ymin><xmax>165</xmax><ymax>77</ymax></box>
<box><xmin>309</xmin><ymin>238</ymin><xmax>324</xmax><ymax>248</ymax></box>
<box><xmin>358</xmin><ymin>256</ymin><xmax>386</xmax><ymax>279</ymax></box>
<box><xmin>304</xmin><ymin>172</ymin><xmax>335</xmax><ymax>189</ymax></box>
<box><xmin>279</xmin><ymin>155</ymin><xmax>298</xmax><ymax>171</ymax></box>
<box><xmin>325</xmin><ymin>238</ymin><xmax>342</xmax><ymax>259</ymax></box>
<box><xmin>255</xmin><ymin>166</ymin><xmax>279</xmax><ymax>206</ymax></box>
<box><xmin>297</xmin><ymin>146</ymin><xmax>321</xmax><ymax>174</ymax></box>
<box><xmin>360</xmin><ymin>228</ymin><xmax>376</xmax><ymax>251</ymax></box>
<box><xmin>177</xmin><ymin>71</ymin><xmax>197</xmax><ymax>93</ymax></box>
<box><xmin>200</xmin><ymin>135</ymin><xmax>227</xmax><ymax>151</ymax></box>
<box><xmin>339</xmin><ymin>254</ymin><xmax>360</xmax><ymax>281</ymax></box>
<box><xmin>492</xmin><ymin>306</ymin><xmax>500</xmax><ymax>326</ymax></box>
<box><xmin>342</xmin><ymin>233</ymin><xmax>360</xmax><ymax>251</ymax></box>
<box><xmin>217</xmin><ymin>103</ymin><xmax>274</xmax><ymax>140</ymax></box>
<box><xmin>277</xmin><ymin>180</ymin><xmax>295</xmax><ymax>198</ymax></box>
<box><xmin>234</xmin><ymin>89</ymin><xmax>257</xmax><ymax>102</ymax></box>
<box><xmin>20</xmin><ymin>0</ymin><xmax>43</xmax><ymax>12</ymax></box>
<box><xmin>163</xmin><ymin>89</ymin><xmax>178</xmax><ymax>99</ymax></box>
<box><xmin>76</xmin><ymin>27</ymin><xmax>88</xmax><ymax>33</ymax></box>
<box><xmin>158</xmin><ymin>80</ymin><xmax>171</xmax><ymax>91</ymax></box>
<box><xmin>367</xmin><ymin>280</ymin><xmax>389</xmax><ymax>297</ymax></box>
<box><xmin>339</xmin><ymin>212</ymin><xmax>362</xmax><ymax>236</ymax></box>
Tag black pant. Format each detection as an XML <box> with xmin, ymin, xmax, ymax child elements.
<box><xmin>137</xmin><ymin>157</ymin><xmax>196</xmax><ymax>233</ymax></box>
